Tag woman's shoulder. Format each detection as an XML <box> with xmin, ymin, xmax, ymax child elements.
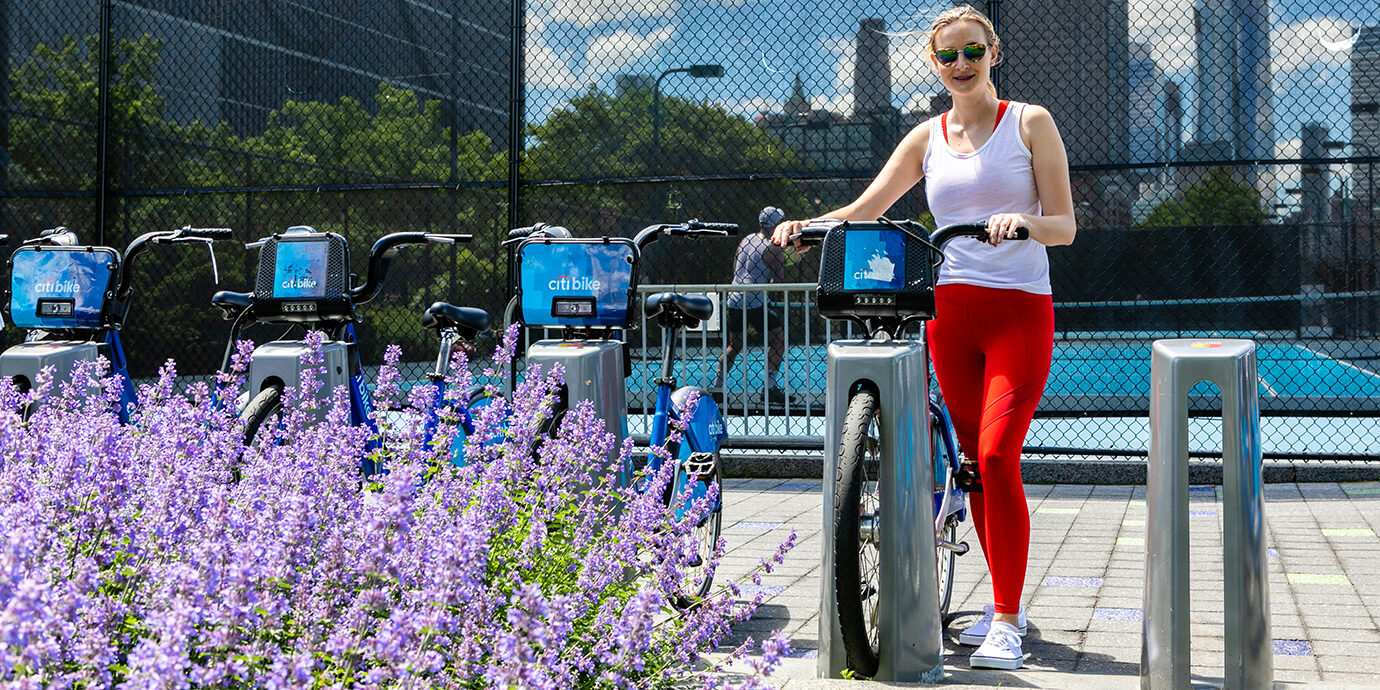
<box><xmin>1015</xmin><ymin>103</ymin><xmax>1057</xmax><ymax>130</ymax></box>
<box><xmin>900</xmin><ymin>116</ymin><xmax>937</xmax><ymax>155</ymax></box>
<box><xmin>1014</xmin><ymin>103</ymin><xmax>1060</xmax><ymax>147</ymax></box>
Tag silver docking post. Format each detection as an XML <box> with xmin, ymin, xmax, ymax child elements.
<box><xmin>1142</xmin><ymin>339</ymin><xmax>1271</xmax><ymax>690</ymax></box>
<box><xmin>819</xmin><ymin>339</ymin><xmax>942</xmax><ymax>682</ymax></box>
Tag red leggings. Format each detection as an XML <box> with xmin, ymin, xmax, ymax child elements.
<box><xmin>928</xmin><ymin>283</ymin><xmax>1053</xmax><ymax>615</ymax></box>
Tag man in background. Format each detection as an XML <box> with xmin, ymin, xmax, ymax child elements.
<box><xmin>716</xmin><ymin>206</ymin><xmax>788</xmax><ymax>402</ymax></box>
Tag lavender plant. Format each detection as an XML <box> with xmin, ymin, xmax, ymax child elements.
<box><xmin>0</xmin><ymin>328</ymin><xmax>795</xmax><ymax>688</ymax></box>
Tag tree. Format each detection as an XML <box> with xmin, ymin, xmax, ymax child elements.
<box><xmin>523</xmin><ymin>86</ymin><xmax>813</xmax><ymax>284</ymax></box>
<box><xmin>5</xmin><ymin>34</ymin><xmax>509</xmax><ymax>373</ymax></box>
<box><xmin>1139</xmin><ymin>167</ymin><xmax>1268</xmax><ymax>228</ymax></box>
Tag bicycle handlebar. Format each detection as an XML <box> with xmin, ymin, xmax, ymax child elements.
<box><xmin>349</xmin><ymin>231</ymin><xmax>473</xmax><ymax>304</ymax></box>
<box><xmin>788</xmin><ymin>219</ymin><xmax>1028</xmax><ymax>251</ymax></box>
<box><xmin>176</xmin><ymin>226</ymin><xmax>233</xmax><ymax>240</ymax></box>
<box><xmin>504</xmin><ymin>223</ymin><xmax>572</xmax><ymax>245</ymax></box>
<box><xmin>117</xmin><ymin>226</ymin><xmax>236</xmax><ymax>299</ymax></box>
<box><xmin>930</xmin><ymin>222</ymin><xmax>1027</xmax><ymax>247</ymax></box>
<box><xmin>633</xmin><ymin>219</ymin><xmax>739</xmax><ymax>250</ymax></box>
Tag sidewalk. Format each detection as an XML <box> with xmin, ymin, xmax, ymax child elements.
<box><xmin>712</xmin><ymin>478</ymin><xmax>1380</xmax><ymax>688</ymax></box>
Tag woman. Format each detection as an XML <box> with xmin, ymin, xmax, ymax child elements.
<box><xmin>772</xmin><ymin>5</ymin><xmax>1075</xmax><ymax>670</ymax></box>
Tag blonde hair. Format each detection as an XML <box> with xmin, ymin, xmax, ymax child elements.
<box><xmin>927</xmin><ymin>5</ymin><xmax>1002</xmax><ymax>97</ymax></box>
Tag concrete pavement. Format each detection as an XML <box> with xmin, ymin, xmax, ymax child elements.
<box><xmin>711</xmin><ymin>478</ymin><xmax>1380</xmax><ymax>688</ymax></box>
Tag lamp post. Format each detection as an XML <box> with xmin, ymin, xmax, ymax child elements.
<box><xmin>650</xmin><ymin>64</ymin><xmax>724</xmax><ymax>175</ymax></box>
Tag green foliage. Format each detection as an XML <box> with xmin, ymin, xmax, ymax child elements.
<box><xmin>6</xmin><ymin>34</ymin><xmax>510</xmax><ymax>376</ymax></box>
<box><xmin>1140</xmin><ymin>167</ymin><xmax>1268</xmax><ymax>228</ymax></box>
<box><xmin>524</xmin><ymin>86</ymin><xmax>809</xmax><ymax>214</ymax></box>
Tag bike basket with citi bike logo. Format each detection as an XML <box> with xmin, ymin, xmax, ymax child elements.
<box><xmin>251</xmin><ymin>230</ymin><xmax>351</xmax><ymax>322</ymax></box>
<box><xmin>7</xmin><ymin>246</ymin><xmax>120</xmax><ymax>330</ymax></box>
<box><xmin>815</xmin><ymin>219</ymin><xmax>941</xmax><ymax>323</ymax></box>
<box><xmin>516</xmin><ymin>238</ymin><xmax>638</xmax><ymax>330</ymax></box>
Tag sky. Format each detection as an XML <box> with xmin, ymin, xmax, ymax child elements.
<box><xmin>520</xmin><ymin>0</ymin><xmax>1377</xmax><ymax>171</ymax></box>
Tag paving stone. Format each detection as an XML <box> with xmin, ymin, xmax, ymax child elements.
<box><xmin>717</xmin><ymin>479</ymin><xmax>1380</xmax><ymax>686</ymax></box>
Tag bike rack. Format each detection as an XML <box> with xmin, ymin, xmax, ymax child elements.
<box><xmin>1142</xmin><ymin>339</ymin><xmax>1271</xmax><ymax>690</ymax></box>
<box><xmin>819</xmin><ymin>339</ymin><xmax>943</xmax><ymax>682</ymax></box>
<box><xmin>526</xmin><ymin>338</ymin><xmax>629</xmax><ymax>483</ymax></box>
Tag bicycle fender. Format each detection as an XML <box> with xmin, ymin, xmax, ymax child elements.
<box><xmin>670</xmin><ymin>386</ymin><xmax>727</xmax><ymax>451</ymax></box>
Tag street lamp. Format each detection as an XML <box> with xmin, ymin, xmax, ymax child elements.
<box><xmin>651</xmin><ymin>64</ymin><xmax>724</xmax><ymax>174</ymax></box>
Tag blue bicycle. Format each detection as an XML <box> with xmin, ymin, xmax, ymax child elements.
<box><xmin>212</xmin><ymin>226</ymin><xmax>469</xmax><ymax>470</ymax></box>
<box><xmin>2</xmin><ymin>225</ymin><xmax>231</xmax><ymax>421</ymax></box>
<box><xmin>793</xmin><ymin>218</ymin><xmax>1007</xmax><ymax>675</ymax></box>
<box><xmin>401</xmin><ymin>220</ymin><xmax>736</xmax><ymax>596</ymax></box>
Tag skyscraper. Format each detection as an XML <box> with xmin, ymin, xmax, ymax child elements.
<box><xmin>1186</xmin><ymin>0</ymin><xmax>1272</xmax><ymax>163</ymax></box>
<box><xmin>1128</xmin><ymin>41</ymin><xmax>1174</xmax><ymax>166</ymax></box>
<box><xmin>1354</xmin><ymin>26</ymin><xmax>1379</xmax><ymax>205</ymax></box>
<box><xmin>3</xmin><ymin>0</ymin><xmax>511</xmax><ymax>142</ymax></box>
<box><xmin>997</xmin><ymin>0</ymin><xmax>1131</xmax><ymax>167</ymax></box>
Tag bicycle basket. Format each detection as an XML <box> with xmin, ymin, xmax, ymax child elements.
<box><xmin>7</xmin><ymin>245</ymin><xmax>120</xmax><ymax>329</ymax></box>
<box><xmin>252</xmin><ymin>232</ymin><xmax>351</xmax><ymax>321</ymax></box>
<box><xmin>816</xmin><ymin>221</ymin><xmax>938</xmax><ymax>321</ymax></box>
<box><xmin>516</xmin><ymin>238</ymin><xmax>637</xmax><ymax>329</ymax></box>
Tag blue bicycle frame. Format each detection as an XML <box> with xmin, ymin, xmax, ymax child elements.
<box><xmin>644</xmin><ymin>336</ymin><xmax>728</xmax><ymax>520</ymax></box>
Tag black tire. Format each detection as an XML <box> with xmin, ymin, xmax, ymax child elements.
<box><xmin>240</xmin><ymin>384</ymin><xmax>283</xmax><ymax>448</ymax></box>
<box><xmin>688</xmin><ymin>451</ymin><xmax>723</xmax><ymax>599</ymax></box>
<box><xmin>931</xmin><ymin>416</ymin><xmax>959</xmax><ymax>621</ymax></box>
<box><xmin>834</xmin><ymin>388</ymin><xmax>882</xmax><ymax>677</ymax></box>
<box><xmin>938</xmin><ymin>518</ymin><xmax>958</xmax><ymax>620</ymax></box>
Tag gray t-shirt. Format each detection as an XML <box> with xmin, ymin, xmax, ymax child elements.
<box><xmin>727</xmin><ymin>232</ymin><xmax>784</xmax><ymax>309</ymax></box>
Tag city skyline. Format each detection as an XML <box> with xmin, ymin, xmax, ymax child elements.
<box><xmin>526</xmin><ymin>0</ymin><xmax>1369</xmax><ymax>168</ymax></box>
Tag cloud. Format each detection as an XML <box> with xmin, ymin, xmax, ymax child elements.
<box><xmin>584</xmin><ymin>26</ymin><xmax>678</xmax><ymax>74</ymax></box>
<box><xmin>531</xmin><ymin>0</ymin><xmax>679</xmax><ymax>28</ymax></box>
<box><xmin>1128</xmin><ymin>0</ymin><xmax>1194</xmax><ymax>44</ymax></box>
<box><xmin>1271</xmin><ymin>18</ymin><xmax>1353</xmax><ymax>73</ymax></box>
<box><xmin>525</xmin><ymin>24</ymin><xmax>677</xmax><ymax>90</ymax></box>
<box><xmin>890</xmin><ymin>30</ymin><xmax>943</xmax><ymax>93</ymax></box>
<box><xmin>1148</xmin><ymin>32</ymin><xmax>1196</xmax><ymax>75</ymax></box>
<box><xmin>525</xmin><ymin>39</ymin><xmax>581</xmax><ymax>88</ymax></box>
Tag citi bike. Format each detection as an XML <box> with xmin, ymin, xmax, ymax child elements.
<box><xmin>508</xmin><ymin>219</ymin><xmax>738</xmax><ymax>597</ymax></box>
<box><xmin>2</xmin><ymin>225</ymin><xmax>232</xmax><ymax>421</ymax></box>
<box><xmin>796</xmin><ymin>218</ymin><xmax>1019</xmax><ymax>680</ymax></box>
<box><xmin>406</xmin><ymin>220</ymin><xmax>736</xmax><ymax>596</ymax></box>
<box><xmin>211</xmin><ymin>225</ymin><xmax>469</xmax><ymax>471</ymax></box>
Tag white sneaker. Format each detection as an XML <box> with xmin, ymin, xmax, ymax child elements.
<box><xmin>958</xmin><ymin>605</ymin><xmax>1027</xmax><ymax>646</ymax></box>
<box><xmin>969</xmin><ymin>620</ymin><xmax>1024</xmax><ymax>670</ymax></box>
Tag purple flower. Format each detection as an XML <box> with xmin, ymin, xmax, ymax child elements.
<box><xmin>0</xmin><ymin>338</ymin><xmax>795</xmax><ymax>687</ymax></box>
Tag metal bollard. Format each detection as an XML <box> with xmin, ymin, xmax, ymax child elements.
<box><xmin>1141</xmin><ymin>339</ymin><xmax>1271</xmax><ymax>690</ymax></box>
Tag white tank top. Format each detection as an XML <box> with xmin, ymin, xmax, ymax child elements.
<box><xmin>922</xmin><ymin>101</ymin><xmax>1050</xmax><ymax>294</ymax></box>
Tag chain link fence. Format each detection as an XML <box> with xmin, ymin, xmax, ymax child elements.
<box><xmin>2</xmin><ymin>0</ymin><xmax>1378</xmax><ymax>459</ymax></box>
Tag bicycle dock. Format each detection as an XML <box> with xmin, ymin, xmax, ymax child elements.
<box><xmin>1142</xmin><ymin>339</ymin><xmax>1271</xmax><ymax>689</ymax></box>
<box><xmin>819</xmin><ymin>339</ymin><xmax>944</xmax><ymax>682</ymax></box>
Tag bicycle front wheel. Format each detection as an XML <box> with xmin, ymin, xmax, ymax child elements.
<box><xmin>932</xmin><ymin>415</ymin><xmax>959</xmax><ymax>621</ymax></box>
<box><xmin>833</xmin><ymin>388</ymin><xmax>881</xmax><ymax>677</ymax></box>
<box><xmin>677</xmin><ymin>450</ymin><xmax>723</xmax><ymax>603</ymax></box>
<box><xmin>938</xmin><ymin>517</ymin><xmax>958</xmax><ymax>620</ymax></box>
<box><xmin>240</xmin><ymin>384</ymin><xmax>284</xmax><ymax>448</ymax></box>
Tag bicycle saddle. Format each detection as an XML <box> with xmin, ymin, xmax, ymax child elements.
<box><xmin>422</xmin><ymin>302</ymin><xmax>491</xmax><ymax>340</ymax></box>
<box><xmin>644</xmin><ymin>292</ymin><xmax>714</xmax><ymax>326</ymax></box>
<box><xmin>211</xmin><ymin>290</ymin><xmax>253</xmax><ymax>319</ymax></box>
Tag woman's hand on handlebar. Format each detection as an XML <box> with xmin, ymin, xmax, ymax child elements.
<box><xmin>984</xmin><ymin>213</ymin><xmax>1027</xmax><ymax>247</ymax></box>
<box><xmin>771</xmin><ymin>218</ymin><xmax>810</xmax><ymax>252</ymax></box>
